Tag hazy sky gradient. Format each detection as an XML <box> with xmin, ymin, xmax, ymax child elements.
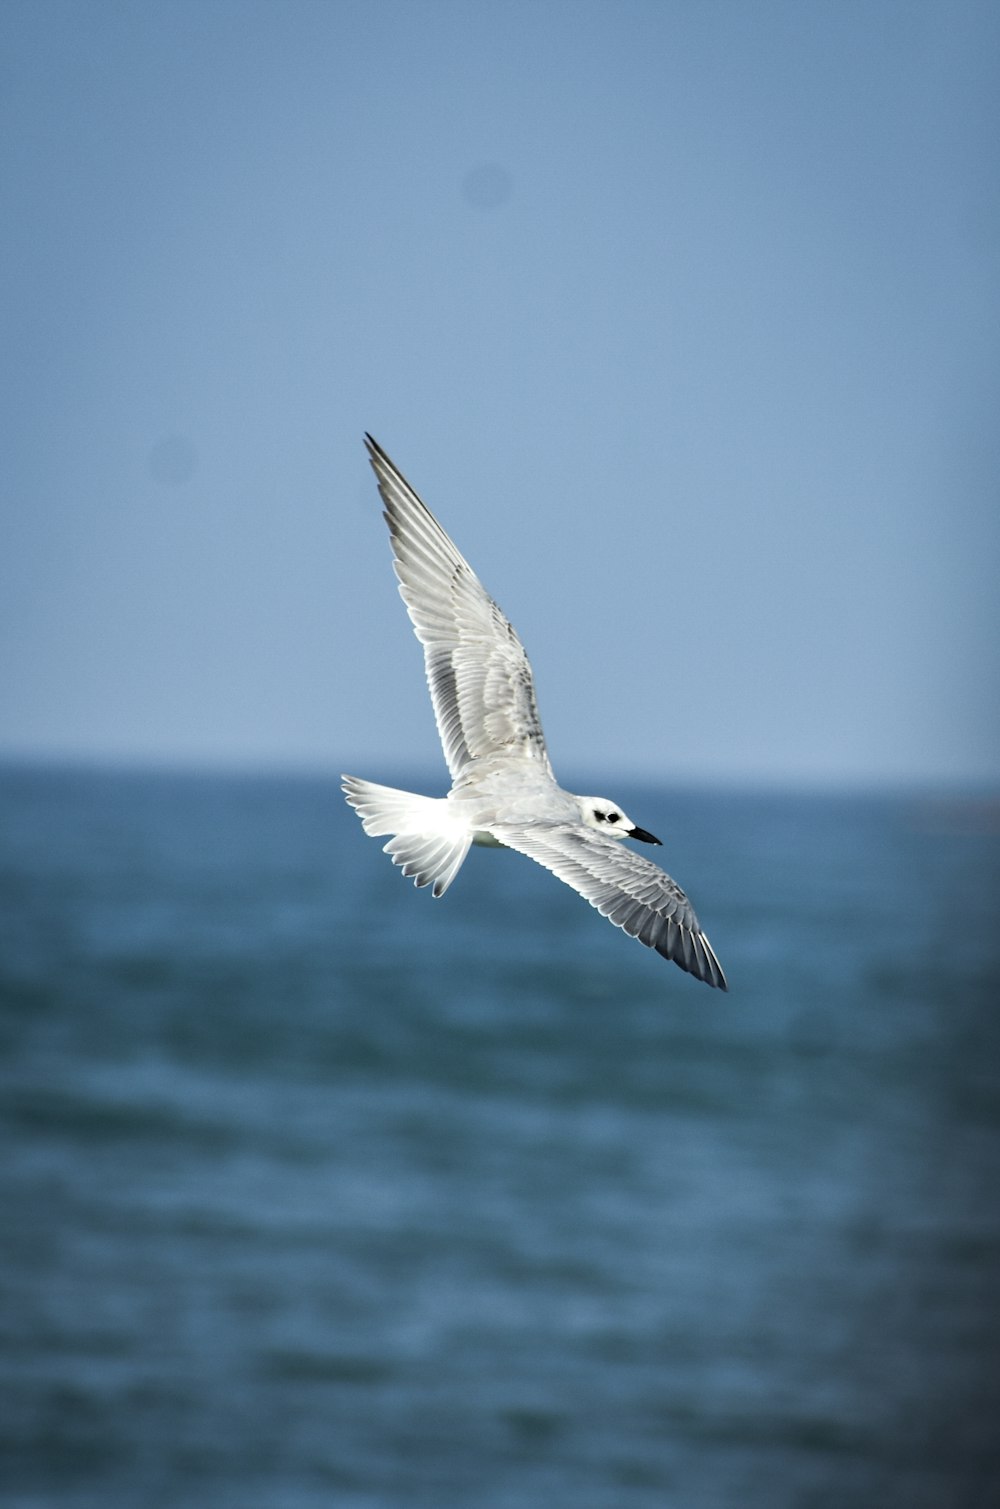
<box><xmin>2</xmin><ymin>0</ymin><xmax>998</xmax><ymax>786</ymax></box>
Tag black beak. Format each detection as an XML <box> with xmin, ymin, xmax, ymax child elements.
<box><xmin>629</xmin><ymin>825</ymin><xmax>661</xmax><ymax>845</ymax></box>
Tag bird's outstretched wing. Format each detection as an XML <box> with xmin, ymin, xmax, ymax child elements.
<box><xmin>489</xmin><ymin>822</ymin><xmax>728</xmax><ymax>989</ymax></box>
<box><xmin>365</xmin><ymin>435</ymin><xmax>552</xmax><ymax>781</ymax></box>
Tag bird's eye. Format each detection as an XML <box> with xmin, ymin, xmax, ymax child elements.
<box><xmin>606</xmin><ymin>812</ymin><xmax>619</xmax><ymax>824</ymax></box>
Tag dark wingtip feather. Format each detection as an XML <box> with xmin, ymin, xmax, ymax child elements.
<box><xmin>653</xmin><ymin>919</ymin><xmax>728</xmax><ymax>990</ymax></box>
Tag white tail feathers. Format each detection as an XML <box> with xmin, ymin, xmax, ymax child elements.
<box><xmin>341</xmin><ymin>776</ymin><xmax>472</xmax><ymax>898</ymax></box>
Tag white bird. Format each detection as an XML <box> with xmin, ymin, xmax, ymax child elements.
<box><xmin>342</xmin><ymin>436</ymin><xmax>728</xmax><ymax>990</ymax></box>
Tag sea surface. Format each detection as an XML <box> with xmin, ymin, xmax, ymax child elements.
<box><xmin>1</xmin><ymin>764</ymin><xmax>998</xmax><ymax>1508</ymax></box>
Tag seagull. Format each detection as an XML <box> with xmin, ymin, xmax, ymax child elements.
<box><xmin>342</xmin><ymin>436</ymin><xmax>727</xmax><ymax>990</ymax></box>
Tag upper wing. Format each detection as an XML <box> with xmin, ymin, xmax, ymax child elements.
<box><xmin>490</xmin><ymin>822</ymin><xmax>728</xmax><ymax>989</ymax></box>
<box><xmin>365</xmin><ymin>435</ymin><xmax>552</xmax><ymax>781</ymax></box>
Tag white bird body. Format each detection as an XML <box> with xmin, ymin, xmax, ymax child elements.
<box><xmin>342</xmin><ymin>435</ymin><xmax>727</xmax><ymax>990</ymax></box>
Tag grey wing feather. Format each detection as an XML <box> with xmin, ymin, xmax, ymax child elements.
<box><xmin>365</xmin><ymin>435</ymin><xmax>552</xmax><ymax>781</ymax></box>
<box><xmin>490</xmin><ymin>823</ymin><xmax>728</xmax><ymax>990</ymax></box>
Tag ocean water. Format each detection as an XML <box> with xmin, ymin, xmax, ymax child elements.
<box><xmin>1</xmin><ymin>764</ymin><xmax>998</xmax><ymax>1509</ymax></box>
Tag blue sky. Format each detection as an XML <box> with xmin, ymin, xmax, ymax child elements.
<box><xmin>2</xmin><ymin>0</ymin><xmax>998</xmax><ymax>787</ymax></box>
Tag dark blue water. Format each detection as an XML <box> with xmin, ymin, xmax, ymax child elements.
<box><xmin>2</xmin><ymin>765</ymin><xmax>998</xmax><ymax>1508</ymax></box>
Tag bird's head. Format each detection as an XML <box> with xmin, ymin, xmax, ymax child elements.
<box><xmin>577</xmin><ymin>797</ymin><xmax>662</xmax><ymax>845</ymax></box>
